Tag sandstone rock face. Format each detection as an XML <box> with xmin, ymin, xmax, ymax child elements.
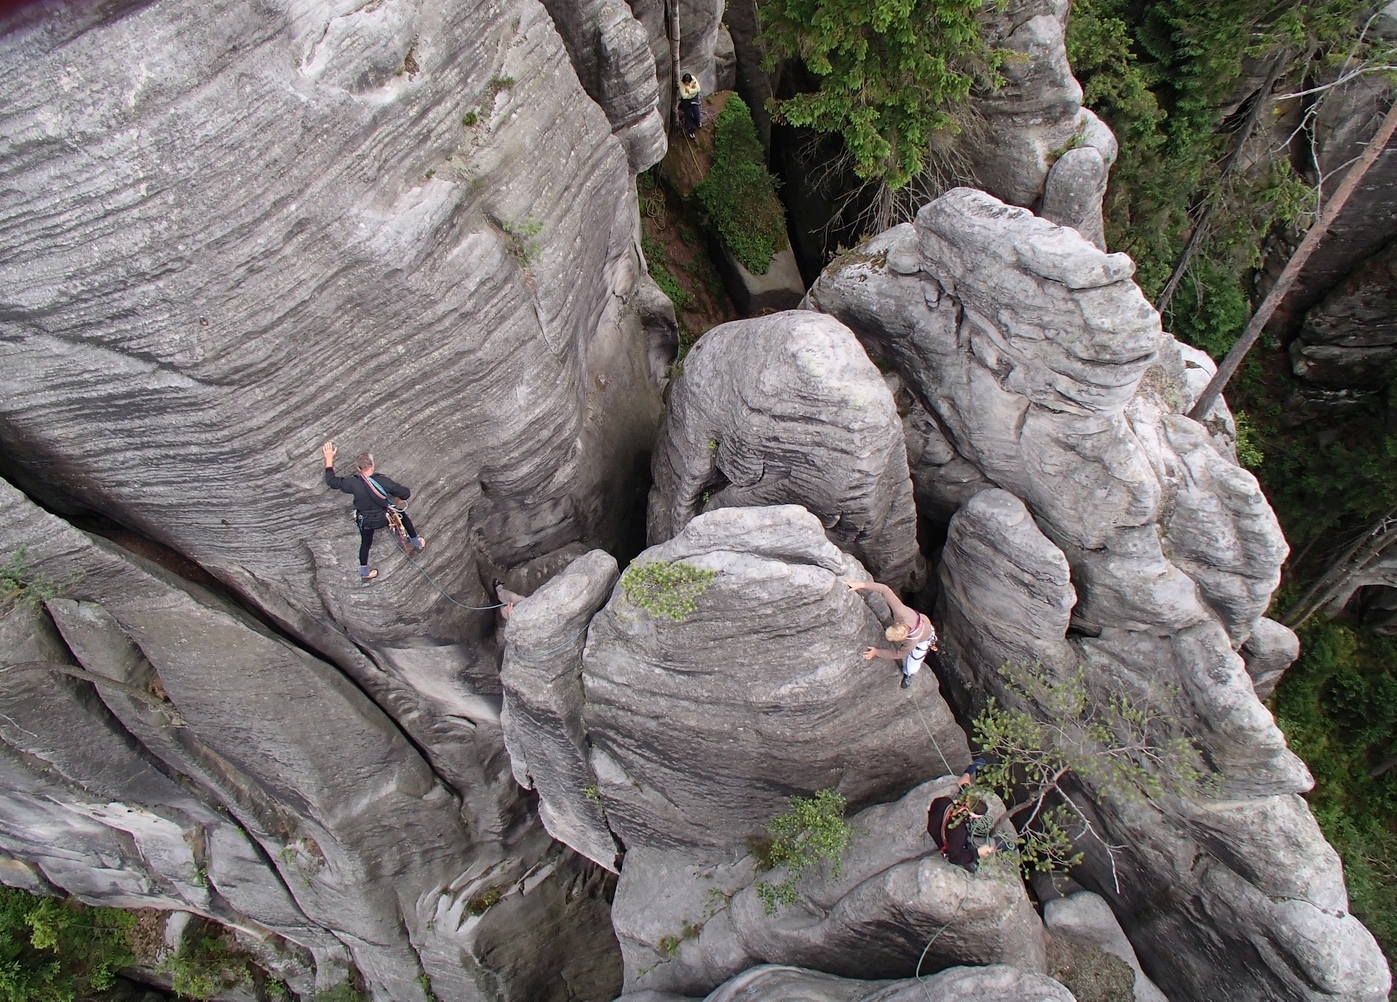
<box><xmin>538</xmin><ymin>0</ymin><xmax>667</xmax><ymax>171</ymax></box>
<box><xmin>0</xmin><ymin>482</ymin><xmax>622</xmax><ymax>1001</ymax></box>
<box><xmin>585</xmin><ymin>505</ymin><xmax>967</xmax><ymax>855</ymax></box>
<box><xmin>612</xmin><ymin>779</ymin><xmax>1043</xmax><ymax>997</ymax></box>
<box><xmin>649</xmin><ymin>314</ymin><xmax>920</xmax><ymax>589</ymax></box>
<box><xmin>807</xmin><ymin>188</ymin><xmax>1389</xmax><ymax>1002</ymax></box>
<box><xmin>0</xmin><ymin>0</ymin><xmax>667</xmax><ymax>797</ymax></box>
<box><xmin>1268</xmin><ymin>71</ymin><xmax>1397</xmax><ymax>340</ymax></box>
<box><xmin>616</xmin><ymin>963</ymin><xmax>1077</xmax><ymax>1002</ymax></box>
<box><xmin>966</xmin><ymin>1</ymin><xmax>1118</xmax><ymax>211</ymax></box>
<box><xmin>501</xmin><ymin>549</ymin><xmax>623</xmax><ymax>871</ymax></box>
<box><xmin>1042</xmin><ymin>891</ymin><xmax>1168</xmax><ymax>1002</ymax></box>
<box><xmin>1039</xmin><ymin>146</ymin><xmax>1108</xmax><ymax>250</ymax></box>
<box><xmin>1241</xmin><ymin>617</ymin><xmax>1303</xmax><ymax>699</ymax></box>
<box><xmin>1291</xmin><ymin>238</ymin><xmax>1397</xmax><ymax>388</ymax></box>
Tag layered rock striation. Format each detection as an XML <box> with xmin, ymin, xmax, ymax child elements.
<box><xmin>648</xmin><ymin>313</ymin><xmax>921</xmax><ymax>589</ymax></box>
<box><xmin>807</xmin><ymin>187</ymin><xmax>1391</xmax><ymax>1002</ymax></box>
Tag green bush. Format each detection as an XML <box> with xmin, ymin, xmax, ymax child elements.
<box><xmin>0</xmin><ymin>887</ymin><xmax>136</xmax><ymax>1001</ymax></box>
<box><xmin>694</xmin><ymin>97</ymin><xmax>788</xmax><ymax>275</ymax></box>
<box><xmin>161</xmin><ymin>926</ymin><xmax>252</xmax><ymax>1000</ymax></box>
<box><xmin>619</xmin><ymin>560</ymin><xmax>715</xmax><ymax>621</ymax></box>
<box><xmin>756</xmin><ymin>0</ymin><xmax>1001</xmax><ymax>189</ymax></box>
<box><xmin>754</xmin><ymin>789</ymin><xmax>853</xmax><ymax>914</ymax></box>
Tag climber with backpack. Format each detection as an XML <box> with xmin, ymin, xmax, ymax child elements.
<box><xmin>926</xmin><ymin>758</ymin><xmax>1012</xmax><ymax>872</ymax></box>
<box><xmin>845</xmin><ymin>578</ymin><xmax>938</xmax><ymax>688</ymax></box>
<box><xmin>322</xmin><ymin>441</ymin><xmax>425</xmax><ymax>581</ymax></box>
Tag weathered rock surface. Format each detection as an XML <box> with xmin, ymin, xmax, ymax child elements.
<box><xmin>1240</xmin><ymin>617</ymin><xmax>1302</xmax><ymax>699</ymax></box>
<box><xmin>585</xmin><ymin>505</ymin><xmax>968</xmax><ymax>855</ymax></box>
<box><xmin>1290</xmin><ymin>238</ymin><xmax>1397</xmax><ymax>388</ymax></box>
<box><xmin>1267</xmin><ymin>70</ymin><xmax>1397</xmax><ymax>340</ymax></box>
<box><xmin>1039</xmin><ymin>147</ymin><xmax>1108</xmax><ymax>251</ymax></box>
<box><xmin>612</xmin><ymin>779</ymin><xmax>1043</xmax><ymax>997</ymax></box>
<box><xmin>1042</xmin><ymin>891</ymin><xmax>1167</xmax><ymax>1002</ymax></box>
<box><xmin>0</xmin><ymin>0</ymin><xmax>668</xmax><ymax>801</ymax></box>
<box><xmin>807</xmin><ymin>188</ymin><xmax>1391</xmax><ymax>1002</ymax></box>
<box><xmin>501</xmin><ymin>549</ymin><xmax>623</xmax><ymax>871</ymax></box>
<box><xmin>714</xmin><ymin>245</ymin><xmax>807</xmax><ymax>315</ymax></box>
<box><xmin>649</xmin><ymin>314</ymin><xmax>920</xmax><ymax>589</ymax></box>
<box><xmin>967</xmin><ymin>1</ymin><xmax>1118</xmax><ymax>211</ymax></box>
<box><xmin>0</xmin><ymin>481</ymin><xmax>624</xmax><ymax>1001</ymax></box>
<box><xmin>616</xmin><ymin>963</ymin><xmax>1077</xmax><ymax>1002</ymax></box>
<box><xmin>538</xmin><ymin>0</ymin><xmax>667</xmax><ymax>171</ymax></box>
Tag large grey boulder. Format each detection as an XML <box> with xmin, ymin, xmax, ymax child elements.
<box><xmin>648</xmin><ymin>313</ymin><xmax>920</xmax><ymax>590</ymax></box>
<box><xmin>501</xmin><ymin>549</ymin><xmax>623</xmax><ymax>871</ymax></box>
<box><xmin>612</xmin><ymin>779</ymin><xmax>1043</xmax><ymax>997</ymax></box>
<box><xmin>1039</xmin><ymin>147</ymin><xmax>1108</xmax><ymax>251</ymax></box>
<box><xmin>0</xmin><ymin>481</ymin><xmax>623</xmax><ymax>1001</ymax></box>
<box><xmin>1240</xmin><ymin>617</ymin><xmax>1302</xmax><ymax>698</ymax></box>
<box><xmin>0</xmin><ymin>0</ymin><xmax>666</xmax><ymax>802</ymax></box>
<box><xmin>1042</xmin><ymin>891</ymin><xmax>1168</xmax><ymax>1002</ymax></box>
<box><xmin>615</xmin><ymin>963</ymin><xmax>1077</xmax><ymax>1002</ymax></box>
<box><xmin>807</xmin><ymin>189</ymin><xmax>1391</xmax><ymax>1002</ymax></box>
<box><xmin>965</xmin><ymin>2</ymin><xmax>1117</xmax><ymax>212</ymax></box>
<box><xmin>584</xmin><ymin>505</ymin><xmax>968</xmax><ymax>855</ymax></box>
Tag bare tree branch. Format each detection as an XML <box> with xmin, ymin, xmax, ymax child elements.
<box><xmin>0</xmin><ymin>660</ymin><xmax>185</xmax><ymax>726</ymax></box>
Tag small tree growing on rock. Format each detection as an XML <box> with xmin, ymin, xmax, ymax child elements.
<box><xmin>970</xmin><ymin>662</ymin><xmax>1209</xmax><ymax>889</ymax></box>
<box><xmin>752</xmin><ymin>789</ymin><xmax>854</xmax><ymax>914</ymax></box>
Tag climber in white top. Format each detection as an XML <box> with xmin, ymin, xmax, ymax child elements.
<box><xmin>678</xmin><ymin>72</ymin><xmax>702</xmax><ymax>140</ymax></box>
<box><xmin>845</xmin><ymin>579</ymin><xmax>939</xmax><ymax>689</ymax></box>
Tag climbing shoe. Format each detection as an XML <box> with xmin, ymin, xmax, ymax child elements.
<box><xmin>413</xmin><ymin>536</ymin><xmax>426</xmax><ymax>551</ymax></box>
<box><xmin>900</xmin><ymin>674</ymin><xmax>911</xmax><ymax>689</ymax></box>
<box><xmin>361</xmin><ymin>568</ymin><xmax>378</xmax><ymax>581</ymax></box>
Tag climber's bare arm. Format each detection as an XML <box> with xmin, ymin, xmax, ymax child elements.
<box><xmin>844</xmin><ymin>579</ymin><xmax>913</xmax><ymax>619</ymax></box>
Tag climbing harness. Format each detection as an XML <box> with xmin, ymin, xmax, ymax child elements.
<box><xmin>358</xmin><ymin>473</ymin><xmax>415</xmax><ymax>554</ymax></box>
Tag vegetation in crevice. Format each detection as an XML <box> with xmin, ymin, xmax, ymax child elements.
<box><xmin>638</xmin><ymin>169</ymin><xmax>736</xmax><ymax>360</ymax></box>
<box><xmin>756</xmin><ymin>0</ymin><xmax>1006</xmax><ymax>190</ymax></box>
<box><xmin>753</xmin><ymin>789</ymin><xmax>853</xmax><ymax>914</ymax></box>
<box><xmin>694</xmin><ymin>96</ymin><xmax>789</xmax><ymax>274</ymax></box>
<box><xmin>0</xmin><ymin>887</ymin><xmax>137</xmax><ymax>1000</ymax></box>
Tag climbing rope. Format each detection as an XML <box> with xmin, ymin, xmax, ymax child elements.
<box><xmin>909</xmin><ymin>684</ymin><xmax>956</xmax><ymax>779</ymax></box>
<box><xmin>914</xmin><ymin>882</ymin><xmax>971</xmax><ymax>1001</ymax></box>
<box><xmin>397</xmin><ymin>549</ymin><xmax>504</xmax><ymax>611</ymax></box>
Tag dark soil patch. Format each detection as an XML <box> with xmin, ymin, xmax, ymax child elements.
<box><xmin>639</xmin><ymin>160</ymin><xmax>738</xmax><ymax>358</ymax></box>
<box><xmin>1047</xmin><ymin>932</ymin><xmax>1136</xmax><ymax>1002</ymax></box>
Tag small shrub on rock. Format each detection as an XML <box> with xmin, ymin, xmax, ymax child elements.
<box><xmin>619</xmin><ymin>560</ymin><xmax>715</xmax><ymax>621</ymax></box>
<box><xmin>754</xmin><ymin>789</ymin><xmax>853</xmax><ymax>914</ymax></box>
<box><xmin>694</xmin><ymin>97</ymin><xmax>788</xmax><ymax>275</ymax></box>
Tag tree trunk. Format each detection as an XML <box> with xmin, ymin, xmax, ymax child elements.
<box><xmin>1187</xmin><ymin>97</ymin><xmax>1397</xmax><ymax>422</ymax></box>
<box><xmin>668</xmin><ymin>0</ymin><xmax>682</xmax><ymax>131</ymax></box>
<box><xmin>1156</xmin><ymin>54</ymin><xmax>1287</xmax><ymax>315</ymax></box>
<box><xmin>1280</xmin><ymin>506</ymin><xmax>1397</xmax><ymax>628</ymax></box>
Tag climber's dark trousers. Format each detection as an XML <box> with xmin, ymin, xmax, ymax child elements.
<box><xmin>359</xmin><ymin>511</ymin><xmax>419</xmax><ymax>566</ymax></box>
<box><xmin>680</xmin><ymin>98</ymin><xmax>701</xmax><ymax>135</ymax></box>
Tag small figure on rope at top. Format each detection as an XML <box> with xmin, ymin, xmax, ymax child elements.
<box><xmin>844</xmin><ymin>578</ymin><xmax>938</xmax><ymax>689</ymax></box>
<box><xmin>678</xmin><ymin>72</ymin><xmax>702</xmax><ymax>140</ymax></box>
<box><xmin>322</xmin><ymin>441</ymin><xmax>424</xmax><ymax>581</ymax></box>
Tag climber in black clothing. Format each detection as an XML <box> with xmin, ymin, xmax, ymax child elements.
<box><xmin>322</xmin><ymin>441</ymin><xmax>425</xmax><ymax>580</ymax></box>
<box><xmin>926</xmin><ymin>758</ymin><xmax>1012</xmax><ymax>873</ymax></box>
